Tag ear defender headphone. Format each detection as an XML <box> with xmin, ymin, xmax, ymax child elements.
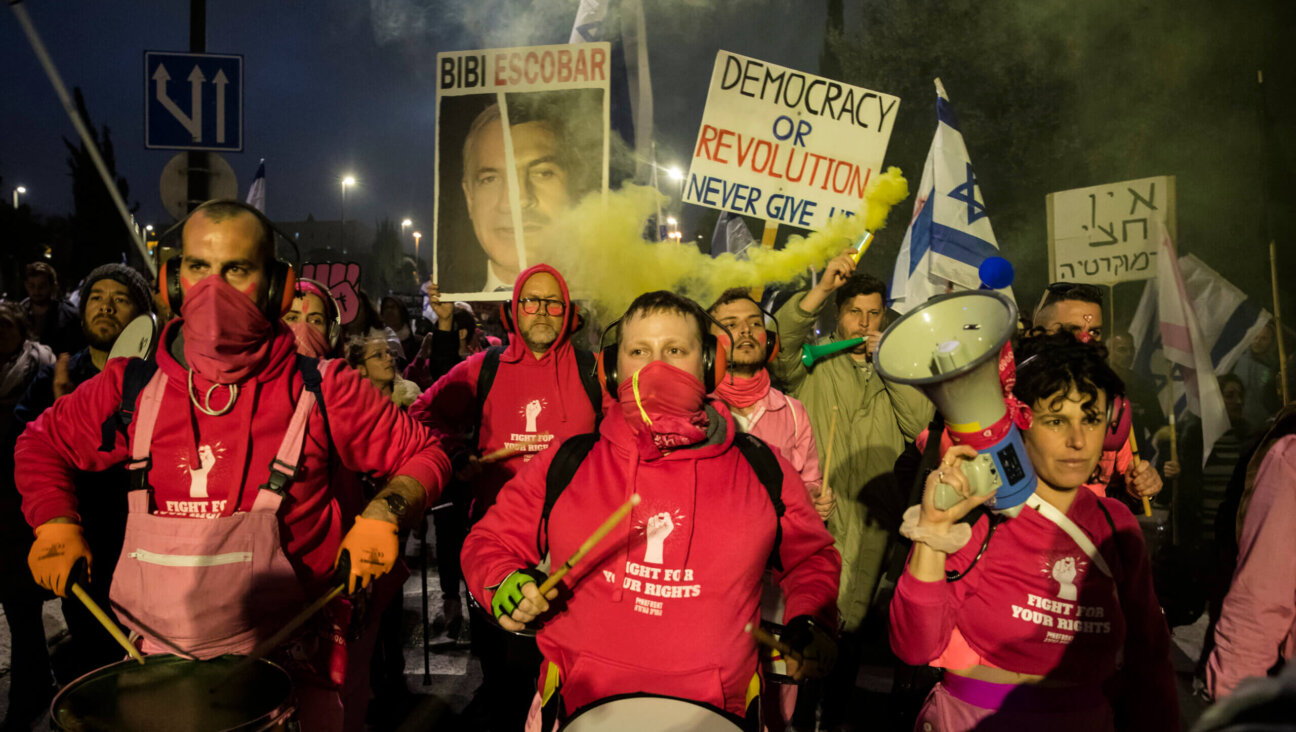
<box><xmin>499</xmin><ymin>298</ymin><xmax>583</xmax><ymax>335</ymax></box>
<box><xmin>595</xmin><ymin>308</ymin><xmax>730</xmax><ymax>397</ymax></box>
<box><xmin>156</xmin><ymin>199</ymin><xmax>298</xmax><ymax>320</ymax></box>
<box><xmin>294</xmin><ymin>278</ymin><xmax>343</xmax><ymax>348</ymax></box>
<box><xmin>1015</xmin><ymin>349</ymin><xmax>1131</xmax><ymax>450</ymax></box>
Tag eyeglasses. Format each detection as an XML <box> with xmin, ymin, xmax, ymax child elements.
<box><xmin>364</xmin><ymin>350</ymin><xmax>394</xmax><ymax>363</ymax></box>
<box><xmin>518</xmin><ymin>297</ymin><xmax>566</xmax><ymax>316</ymax></box>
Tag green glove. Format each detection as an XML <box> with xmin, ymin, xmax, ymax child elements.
<box><xmin>491</xmin><ymin>568</ymin><xmax>549</xmax><ymax>620</ymax></box>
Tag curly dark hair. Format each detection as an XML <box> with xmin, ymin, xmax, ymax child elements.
<box><xmin>1013</xmin><ymin>330</ymin><xmax>1125</xmax><ymax>419</ymax></box>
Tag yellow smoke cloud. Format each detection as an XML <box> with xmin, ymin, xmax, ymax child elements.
<box><xmin>535</xmin><ymin>167</ymin><xmax>909</xmax><ymax>318</ymax></box>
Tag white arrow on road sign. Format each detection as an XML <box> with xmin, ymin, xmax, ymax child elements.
<box><xmin>152</xmin><ymin>63</ymin><xmax>205</xmax><ymax>141</ymax></box>
<box><xmin>213</xmin><ymin>69</ymin><xmax>229</xmax><ymax>144</ymax></box>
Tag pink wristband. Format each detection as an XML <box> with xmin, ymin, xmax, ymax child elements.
<box><xmin>899</xmin><ymin>505</ymin><xmax>972</xmax><ymax>554</ymax></box>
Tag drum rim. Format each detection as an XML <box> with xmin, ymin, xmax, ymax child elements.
<box><xmin>50</xmin><ymin>653</ymin><xmax>295</xmax><ymax>732</ymax></box>
<box><xmin>559</xmin><ymin>692</ymin><xmax>745</xmax><ymax>730</ymax></box>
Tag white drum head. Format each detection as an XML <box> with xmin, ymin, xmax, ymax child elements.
<box><xmin>561</xmin><ymin>696</ymin><xmax>742</xmax><ymax>731</ymax></box>
<box><xmin>108</xmin><ymin>314</ymin><xmax>159</xmax><ymax>361</ymax></box>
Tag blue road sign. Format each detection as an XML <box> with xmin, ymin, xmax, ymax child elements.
<box><xmin>144</xmin><ymin>51</ymin><xmax>243</xmax><ymax>151</ymax></box>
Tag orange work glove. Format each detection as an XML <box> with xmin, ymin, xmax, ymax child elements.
<box><xmin>28</xmin><ymin>522</ymin><xmax>92</xmax><ymax>597</ymax></box>
<box><xmin>335</xmin><ymin>517</ymin><xmax>398</xmax><ymax>593</ymax></box>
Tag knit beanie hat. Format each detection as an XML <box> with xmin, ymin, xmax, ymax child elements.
<box><xmin>78</xmin><ymin>264</ymin><xmax>153</xmax><ymax>318</ymax></box>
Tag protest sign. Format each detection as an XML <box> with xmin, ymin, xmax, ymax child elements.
<box><xmin>301</xmin><ymin>262</ymin><xmax>361</xmax><ymax>324</ymax></box>
<box><xmin>434</xmin><ymin>43</ymin><xmax>611</xmax><ymax>300</ymax></box>
<box><xmin>683</xmin><ymin>50</ymin><xmax>900</xmax><ymax>231</ymax></box>
<box><xmin>1046</xmin><ymin>175</ymin><xmax>1176</xmax><ymax>285</ymax></box>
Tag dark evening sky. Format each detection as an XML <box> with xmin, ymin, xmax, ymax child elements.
<box><xmin>0</xmin><ymin>0</ymin><xmax>832</xmax><ymax>232</ymax></box>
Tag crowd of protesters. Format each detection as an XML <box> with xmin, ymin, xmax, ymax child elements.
<box><xmin>0</xmin><ymin>201</ymin><xmax>1293</xmax><ymax>732</ymax></box>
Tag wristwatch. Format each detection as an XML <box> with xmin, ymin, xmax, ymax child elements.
<box><xmin>380</xmin><ymin>492</ymin><xmax>410</xmax><ymax>520</ymax></box>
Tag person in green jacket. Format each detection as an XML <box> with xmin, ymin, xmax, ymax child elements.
<box><xmin>772</xmin><ymin>248</ymin><xmax>933</xmax><ymax>729</ymax></box>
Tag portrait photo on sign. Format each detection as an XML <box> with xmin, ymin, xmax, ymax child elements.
<box><xmin>435</xmin><ymin>88</ymin><xmax>607</xmax><ymax>299</ymax></box>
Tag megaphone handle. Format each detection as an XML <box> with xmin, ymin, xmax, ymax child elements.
<box><xmin>933</xmin><ymin>480</ymin><xmax>963</xmax><ymax>512</ymax></box>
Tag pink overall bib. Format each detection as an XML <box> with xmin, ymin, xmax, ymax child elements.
<box><xmin>108</xmin><ymin>367</ymin><xmax>318</xmax><ymax>660</ymax></box>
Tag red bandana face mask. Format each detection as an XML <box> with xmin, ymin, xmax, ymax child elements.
<box><xmin>618</xmin><ymin>360</ymin><xmax>709</xmax><ymax>456</ymax></box>
<box><xmin>713</xmin><ymin>369</ymin><xmax>770</xmax><ymax>409</ymax></box>
<box><xmin>181</xmin><ymin>276</ymin><xmax>273</xmax><ymax>384</ymax></box>
<box><xmin>288</xmin><ymin>321</ymin><xmax>330</xmax><ymax>359</ymax></box>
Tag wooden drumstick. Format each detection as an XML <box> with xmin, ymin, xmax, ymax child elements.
<box><xmin>480</xmin><ymin>445</ymin><xmax>525</xmax><ymax>464</ymax></box>
<box><xmin>1127</xmin><ymin>431</ymin><xmax>1152</xmax><ymax>517</ymax></box>
<box><xmin>745</xmin><ymin>622</ymin><xmax>803</xmax><ymax>663</ymax></box>
<box><xmin>538</xmin><ymin>494</ymin><xmax>641</xmax><ymax>595</ymax></box>
<box><xmin>69</xmin><ymin>582</ymin><xmax>146</xmax><ymax>665</ymax></box>
<box><xmin>212</xmin><ymin>583</ymin><xmax>346</xmax><ymax>689</ymax></box>
<box><xmin>821</xmin><ymin>407</ymin><xmax>839</xmax><ymax>499</ymax></box>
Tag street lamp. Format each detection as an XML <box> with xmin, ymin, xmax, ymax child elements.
<box><xmin>340</xmin><ymin>175</ymin><xmax>356</xmax><ymax>250</ymax></box>
<box><xmin>666</xmin><ymin>167</ymin><xmax>683</xmax><ymax>181</ymax></box>
<box><xmin>412</xmin><ymin>231</ymin><xmax>422</xmax><ymax>260</ymax></box>
<box><xmin>13</xmin><ymin>185</ymin><xmax>27</xmax><ymax>209</ymax></box>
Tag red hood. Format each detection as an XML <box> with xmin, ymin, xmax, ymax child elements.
<box><xmin>501</xmin><ymin>263</ymin><xmax>576</xmax><ymax>365</ymax></box>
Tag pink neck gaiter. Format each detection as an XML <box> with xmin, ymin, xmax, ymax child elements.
<box><xmin>713</xmin><ymin>369</ymin><xmax>770</xmax><ymax>409</ymax></box>
<box><xmin>181</xmin><ymin>276</ymin><xmax>273</xmax><ymax>384</ymax></box>
<box><xmin>618</xmin><ymin>361</ymin><xmax>710</xmax><ymax>457</ymax></box>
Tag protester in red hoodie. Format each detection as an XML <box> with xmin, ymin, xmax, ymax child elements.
<box><xmin>462</xmin><ymin>290</ymin><xmax>841</xmax><ymax>730</ymax></box>
<box><xmin>16</xmin><ymin>200</ymin><xmax>450</xmax><ymax>732</ymax></box>
<box><xmin>889</xmin><ymin>332</ymin><xmax>1177</xmax><ymax>731</ymax></box>
<box><xmin>410</xmin><ymin>262</ymin><xmax>600</xmax><ymax>729</ymax></box>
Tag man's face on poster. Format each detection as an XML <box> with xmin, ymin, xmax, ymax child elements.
<box><xmin>462</xmin><ymin>118</ymin><xmax>570</xmax><ymax>279</ymax></box>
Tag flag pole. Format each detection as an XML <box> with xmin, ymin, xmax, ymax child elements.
<box><xmin>1271</xmin><ymin>240</ymin><xmax>1289</xmax><ymax>403</ymax></box>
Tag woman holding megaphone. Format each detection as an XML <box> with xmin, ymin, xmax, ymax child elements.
<box><xmin>889</xmin><ymin>332</ymin><xmax>1178</xmax><ymax>731</ymax></box>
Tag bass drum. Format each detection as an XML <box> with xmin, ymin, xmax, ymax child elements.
<box><xmin>561</xmin><ymin>695</ymin><xmax>743</xmax><ymax>731</ymax></box>
<box><xmin>51</xmin><ymin>654</ymin><xmax>294</xmax><ymax>732</ymax></box>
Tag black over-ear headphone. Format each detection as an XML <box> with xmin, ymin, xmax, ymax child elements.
<box><xmin>595</xmin><ymin>308</ymin><xmax>731</xmax><ymax>396</ymax></box>
<box><xmin>156</xmin><ymin>199</ymin><xmax>299</xmax><ymax>319</ymax></box>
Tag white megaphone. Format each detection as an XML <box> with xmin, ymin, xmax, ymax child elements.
<box><xmin>875</xmin><ymin>291</ymin><xmax>1035</xmax><ymax>516</ymax></box>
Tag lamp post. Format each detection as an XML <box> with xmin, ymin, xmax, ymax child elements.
<box><xmin>412</xmin><ymin>231</ymin><xmax>422</xmax><ymax>262</ymax></box>
<box><xmin>340</xmin><ymin>175</ymin><xmax>356</xmax><ymax>251</ymax></box>
<box><xmin>13</xmin><ymin>185</ymin><xmax>27</xmax><ymax>209</ymax></box>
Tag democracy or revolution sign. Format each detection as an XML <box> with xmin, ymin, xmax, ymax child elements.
<box><xmin>1046</xmin><ymin>176</ymin><xmax>1176</xmax><ymax>285</ymax></box>
<box><xmin>434</xmin><ymin>43</ymin><xmax>611</xmax><ymax>300</ymax></box>
<box><xmin>684</xmin><ymin>51</ymin><xmax>900</xmax><ymax>231</ymax></box>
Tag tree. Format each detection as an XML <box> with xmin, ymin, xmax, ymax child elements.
<box><xmin>62</xmin><ymin>87</ymin><xmax>140</xmax><ymax>286</ymax></box>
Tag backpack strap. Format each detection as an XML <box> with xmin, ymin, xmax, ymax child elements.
<box><xmin>256</xmin><ymin>355</ymin><xmax>334</xmax><ymax>498</ymax></box>
<box><xmin>733</xmin><ymin>432</ymin><xmax>786</xmax><ymax>572</ymax></box>
<box><xmin>538</xmin><ymin>432</ymin><xmax>600</xmax><ymax>558</ymax></box>
<box><xmin>472</xmin><ymin>346</ymin><xmax>506</xmax><ymax>449</ymax></box>
<box><xmin>573</xmin><ymin>348</ymin><xmax>603</xmax><ymax>427</ymax></box>
<box><xmin>100</xmin><ymin>358</ymin><xmax>159</xmax><ymax>453</ymax></box>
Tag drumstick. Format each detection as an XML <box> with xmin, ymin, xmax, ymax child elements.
<box><xmin>69</xmin><ymin>582</ymin><xmax>146</xmax><ymax>665</ymax></box>
<box><xmin>820</xmin><ymin>407</ymin><xmax>839</xmax><ymax>500</ymax></box>
<box><xmin>1127</xmin><ymin>431</ymin><xmax>1152</xmax><ymax>517</ymax></box>
<box><xmin>212</xmin><ymin>583</ymin><xmax>346</xmax><ymax>689</ymax></box>
<box><xmin>480</xmin><ymin>445</ymin><xmax>524</xmax><ymax>464</ymax></box>
<box><xmin>745</xmin><ymin>622</ymin><xmax>803</xmax><ymax>663</ymax></box>
<box><xmin>537</xmin><ymin>494</ymin><xmax>641</xmax><ymax>595</ymax></box>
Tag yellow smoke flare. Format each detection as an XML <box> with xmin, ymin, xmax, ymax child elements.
<box><xmin>534</xmin><ymin>167</ymin><xmax>908</xmax><ymax>318</ymax></box>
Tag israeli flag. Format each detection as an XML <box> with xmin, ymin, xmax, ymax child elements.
<box><xmin>890</xmin><ymin>79</ymin><xmax>1013</xmax><ymax>314</ymax></box>
<box><xmin>710</xmin><ymin>211</ymin><xmax>755</xmax><ymax>259</ymax></box>
<box><xmin>245</xmin><ymin>159</ymin><xmax>266</xmax><ymax>213</ymax></box>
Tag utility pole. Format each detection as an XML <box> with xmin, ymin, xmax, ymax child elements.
<box><xmin>186</xmin><ymin>0</ymin><xmax>209</xmax><ymax>212</ymax></box>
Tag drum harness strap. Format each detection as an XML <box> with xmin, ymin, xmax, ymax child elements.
<box><xmin>101</xmin><ymin>355</ymin><xmax>333</xmax><ymax>498</ymax></box>
<box><xmin>534</xmin><ymin>430</ymin><xmax>786</xmax><ymax>729</ymax></box>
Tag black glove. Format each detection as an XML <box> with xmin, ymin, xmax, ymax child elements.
<box><xmin>781</xmin><ymin>615</ymin><xmax>837</xmax><ymax>679</ymax></box>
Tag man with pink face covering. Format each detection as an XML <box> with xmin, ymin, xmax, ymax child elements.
<box><xmin>410</xmin><ymin>262</ymin><xmax>602</xmax><ymax>729</ymax></box>
<box><xmin>15</xmin><ymin>200</ymin><xmax>451</xmax><ymax>732</ymax></box>
<box><xmin>462</xmin><ymin>291</ymin><xmax>841</xmax><ymax>730</ymax></box>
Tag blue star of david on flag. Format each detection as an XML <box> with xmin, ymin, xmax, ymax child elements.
<box><xmin>889</xmin><ymin>79</ymin><xmax>1015</xmax><ymax>314</ymax></box>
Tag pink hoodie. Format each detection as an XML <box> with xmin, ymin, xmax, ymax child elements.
<box><xmin>1207</xmin><ymin>434</ymin><xmax>1296</xmax><ymax>698</ymax></box>
<box><xmin>461</xmin><ymin>398</ymin><xmax>840</xmax><ymax>718</ymax></box>
<box><xmin>410</xmin><ymin>264</ymin><xmax>598</xmax><ymax>520</ymax></box>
